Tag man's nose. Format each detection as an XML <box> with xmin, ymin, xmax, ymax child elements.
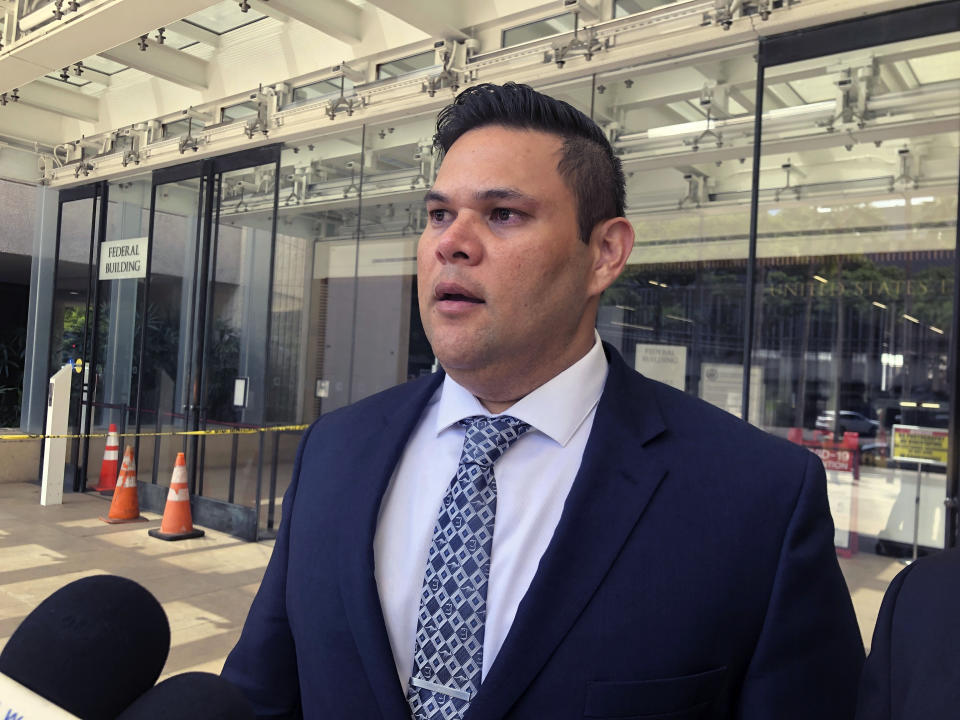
<box><xmin>435</xmin><ymin>214</ymin><xmax>482</xmax><ymax>265</ymax></box>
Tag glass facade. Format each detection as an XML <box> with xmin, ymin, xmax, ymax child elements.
<box><xmin>752</xmin><ymin>31</ymin><xmax>960</xmax><ymax>557</ymax></box>
<box><xmin>501</xmin><ymin>13</ymin><xmax>576</xmax><ymax>48</ymax></box>
<box><xmin>20</xmin><ymin>7</ymin><xmax>960</xmax><ymax>554</ymax></box>
<box><xmin>376</xmin><ymin>50</ymin><xmax>436</xmax><ymax>80</ymax></box>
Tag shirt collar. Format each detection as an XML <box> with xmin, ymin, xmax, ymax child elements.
<box><xmin>435</xmin><ymin>332</ymin><xmax>608</xmax><ymax>447</ymax></box>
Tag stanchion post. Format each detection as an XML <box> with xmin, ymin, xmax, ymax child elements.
<box><xmin>909</xmin><ymin>462</ymin><xmax>923</xmax><ymax>564</ymax></box>
<box><xmin>40</xmin><ymin>365</ymin><xmax>72</xmax><ymax>506</ymax></box>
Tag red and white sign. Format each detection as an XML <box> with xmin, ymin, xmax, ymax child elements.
<box><xmin>811</xmin><ymin>447</ymin><xmax>855</xmax><ymax>472</ymax></box>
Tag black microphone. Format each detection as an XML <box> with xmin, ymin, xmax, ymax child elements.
<box><xmin>0</xmin><ymin>575</ymin><xmax>170</xmax><ymax>720</ymax></box>
<box><xmin>116</xmin><ymin>672</ymin><xmax>255</xmax><ymax>719</ymax></box>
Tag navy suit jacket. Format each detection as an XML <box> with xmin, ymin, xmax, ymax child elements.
<box><xmin>222</xmin><ymin>344</ymin><xmax>864</xmax><ymax>719</ymax></box>
<box><xmin>855</xmin><ymin>548</ymin><xmax>960</xmax><ymax>719</ymax></box>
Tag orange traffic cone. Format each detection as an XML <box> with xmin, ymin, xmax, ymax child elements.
<box><xmin>148</xmin><ymin>453</ymin><xmax>204</xmax><ymax>541</ymax></box>
<box><xmin>91</xmin><ymin>423</ymin><xmax>120</xmax><ymax>492</ymax></box>
<box><xmin>99</xmin><ymin>446</ymin><xmax>146</xmax><ymax>524</ymax></box>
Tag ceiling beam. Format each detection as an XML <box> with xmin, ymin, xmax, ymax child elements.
<box><xmin>606</xmin><ymin>68</ymin><xmax>706</xmax><ymax>111</ymax></box>
<box><xmin>767</xmin><ymin>83</ymin><xmax>805</xmax><ymax>107</ymax></box>
<box><xmin>253</xmin><ymin>0</ymin><xmax>361</xmax><ymax>43</ymax></box>
<box><xmin>727</xmin><ymin>87</ymin><xmax>755</xmax><ymax>114</ymax></box>
<box><xmin>0</xmin><ymin>0</ymin><xmax>220</xmax><ymax>94</ymax></box>
<box><xmin>79</xmin><ymin>67</ymin><xmax>111</xmax><ymax>88</ymax></box>
<box><xmin>0</xmin><ymin>142</ymin><xmax>43</xmax><ymax>183</ymax></box>
<box><xmin>169</xmin><ymin>19</ymin><xmax>221</xmax><ymax>47</ymax></box>
<box><xmin>99</xmin><ymin>40</ymin><xmax>209</xmax><ymax>90</ymax></box>
<box><xmin>0</xmin><ymin>102</ymin><xmax>63</xmax><ymax>149</ymax></box>
<box><xmin>892</xmin><ymin>60</ymin><xmax>919</xmax><ymax>90</ymax></box>
<box><xmin>16</xmin><ymin>78</ymin><xmax>99</xmax><ymax>122</ymax></box>
<box><xmin>364</xmin><ymin>0</ymin><xmax>466</xmax><ymax>40</ymax></box>
<box><xmin>666</xmin><ymin>101</ymin><xmax>703</xmax><ymax>123</ymax></box>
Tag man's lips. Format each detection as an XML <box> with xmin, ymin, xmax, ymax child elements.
<box><xmin>434</xmin><ymin>282</ymin><xmax>484</xmax><ymax>304</ymax></box>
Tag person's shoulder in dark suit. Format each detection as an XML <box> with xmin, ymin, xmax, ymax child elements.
<box><xmin>638</xmin><ymin>364</ymin><xmax>823</xmax><ymax>500</ymax></box>
<box><xmin>856</xmin><ymin>547</ymin><xmax>960</xmax><ymax>719</ymax></box>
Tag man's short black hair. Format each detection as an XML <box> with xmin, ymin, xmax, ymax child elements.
<box><xmin>433</xmin><ymin>82</ymin><xmax>626</xmax><ymax>244</ymax></box>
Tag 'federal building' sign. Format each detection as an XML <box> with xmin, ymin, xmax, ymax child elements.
<box><xmin>98</xmin><ymin>237</ymin><xmax>149</xmax><ymax>280</ymax></box>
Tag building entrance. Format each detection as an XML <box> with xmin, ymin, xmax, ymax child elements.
<box><xmin>44</xmin><ymin>146</ymin><xmax>286</xmax><ymax>539</ymax></box>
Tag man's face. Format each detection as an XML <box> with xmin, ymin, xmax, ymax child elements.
<box><xmin>417</xmin><ymin>125</ymin><xmax>599</xmax><ymax>395</ymax></box>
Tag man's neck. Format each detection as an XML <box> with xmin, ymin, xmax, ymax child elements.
<box><xmin>448</xmin><ymin>333</ymin><xmax>599</xmax><ymax>414</ymax></box>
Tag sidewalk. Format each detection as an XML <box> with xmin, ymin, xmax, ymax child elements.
<box><xmin>1</xmin><ymin>479</ymin><xmax>901</xmax><ymax>677</ymax></box>
<box><xmin>0</xmin><ymin>482</ymin><xmax>272</xmax><ymax>679</ymax></box>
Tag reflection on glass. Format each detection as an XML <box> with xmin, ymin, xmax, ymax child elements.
<box><xmin>163</xmin><ymin>118</ymin><xmax>205</xmax><ymax>140</ymax></box>
<box><xmin>614</xmin><ymin>0</ymin><xmax>678</xmax><ymax>17</ymax></box>
<box><xmin>83</xmin><ymin>178</ymin><xmax>152</xmax><ymax>485</ymax></box>
<box><xmin>198</xmin><ymin>162</ymin><xmax>278</xmax><ymax>505</ymax></box>
<box><xmin>50</xmin><ymin>195</ymin><xmax>98</xmax><ymax>489</ymax></box>
<box><xmin>502</xmin><ymin>13</ymin><xmax>575</xmax><ymax>48</ymax></box>
<box><xmin>292</xmin><ymin>77</ymin><xmax>353</xmax><ymax>104</ymax></box>
<box><xmin>377</xmin><ymin>50</ymin><xmax>436</xmax><ymax>80</ymax></box>
<box><xmin>140</xmin><ymin>176</ymin><xmax>203</xmax><ymax>487</ymax></box>
<box><xmin>597</xmin><ymin>47</ymin><xmax>757</xmax><ymax>414</ymax></box>
<box><xmin>276</xmin><ymin>128</ymin><xmax>365</xmax><ymax>418</ymax></box>
<box><xmin>752</xmin><ymin>33</ymin><xmax>960</xmax><ymax>555</ymax></box>
<box><xmin>222</xmin><ymin>101</ymin><xmax>260</xmax><ymax>123</ymax></box>
<box><xmin>51</xmin><ymin>200</ymin><xmax>95</xmax><ymax>375</ymax></box>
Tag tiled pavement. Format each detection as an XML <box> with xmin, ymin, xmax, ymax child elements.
<box><xmin>0</xmin><ymin>482</ymin><xmax>272</xmax><ymax>679</ymax></box>
<box><xmin>0</xmin><ymin>481</ymin><xmax>904</xmax><ymax>681</ymax></box>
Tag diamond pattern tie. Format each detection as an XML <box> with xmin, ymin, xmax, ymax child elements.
<box><xmin>406</xmin><ymin>415</ymin><xmax>532</xmax><ymax>720</ymax></box>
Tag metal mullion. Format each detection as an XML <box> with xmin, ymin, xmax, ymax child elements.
<box><xmin>741</xmin><ymin>60</ymin><xmax>765</xmax><ymax>423</ymax></box>
<box><xmin>181</xmin><ymin>172</ymin><xmax>208</xmax><ymax>458</ymax></box>
<box><xmin>134</xmin><ymin>179</ymin><xmax>160</xmax><ymax>480</ymax></box>
<box><xmin>346</xmin><ymin>124</ymin><xmax>367</xmax><ymax>405</ymax></box>
<box><xmin>187</xmin><ymin>167</ymin><xmax>216</xmax><ymax>496</ymax></box>
<box><xmin>257</xmin><ymin>152</ymin><xmax>283</xmax><ymax>534</ymax></box>
<box><xmin>195</xmin><ymin>171</ymin><xmax>222</xmax><ymax>501</ymax></box>
<box><xmin>946</xmin><ymin>149</ymin><xmax>960</xmax><ymax>549</ymax></box>
<box><xmin>78</xmin><ymin>182</ymin><xmax>109</xmax><ymax>491</ymax></box>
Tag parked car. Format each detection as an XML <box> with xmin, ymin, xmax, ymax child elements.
<box><xmin>815</xmin><ymin>410</ymin><xmax>879</xmax><ymax>437</ymax></box>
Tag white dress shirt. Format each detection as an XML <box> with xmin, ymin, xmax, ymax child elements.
<box><xmin>373</xmin><ymin>333</ymin><xmax>608</xmax><ymax>688</ymax></box>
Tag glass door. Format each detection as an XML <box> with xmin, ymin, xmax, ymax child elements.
<box><xmin>749</xmin><ymin>4</ymin><xmax>960</xmax><ymax>557</ymax></box>
<box><xmin>81</xmin><ymin>176</ymin><xmax>154</xmax><ymax>488</ymax></box>
<box><xmin>47</xmin><ymin>183</ymin><xmax>107</xmax><ymax>492</ymax></box>
<box><xmin>197</xmin><ymin>154</ymin><xmax>279</xmax><ymax>512</ymax></box>
<box><xmin>136</xmin><ymin>162</ymin><xmax>207</xmax><ymax>493</ymax></box>
<box><xmin>136</xmin><ymin>147</ymin><xmax>280</xmax><ymax>538</ymax></box>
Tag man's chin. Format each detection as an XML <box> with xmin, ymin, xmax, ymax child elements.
<box><xmin>433</xmin><ymin>354</ymin><xmax>483</xmax><ymax>375</ymax></box>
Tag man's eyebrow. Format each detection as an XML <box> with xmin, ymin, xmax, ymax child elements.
<box><xmin>423</xmin><ymin>188</ymin><xmax>538</xmax><ymax>205</ymax></box>
<box><xmin>476</xmin><ymin>187</ymin><xmax>537</xmax><ymax>204</ymax></box>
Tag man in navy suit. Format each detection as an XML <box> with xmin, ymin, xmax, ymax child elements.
<box><xmin>222</xmin><ymin>82</ymin><xmax>864</xmax><ymax>719</ymax></box>
<box><xmin>855</xmin><ymin>548</ymin><xmax>960</xmax><ymax>719</ymax></box>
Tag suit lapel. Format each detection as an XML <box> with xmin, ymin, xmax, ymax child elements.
<box><xmin>466</xmin><ymin>347</ymin><xmax>669</xmax><ymax>720</ymax></box>
<box><xmin>337</xmin><ymin>373</ymin><xmax>444</xmax><ymax>720</ymax></box>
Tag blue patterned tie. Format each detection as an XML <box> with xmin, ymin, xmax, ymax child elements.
<box><xmin>406</xmin><ymin>415</ymin><xmax>532</xmax><ymax>720</ymax></box>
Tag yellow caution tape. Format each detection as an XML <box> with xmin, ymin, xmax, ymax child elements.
<box><xmin>0</xmin><ymin>424</ymin><xmax>310</xmax><ymax>442</ymax></box>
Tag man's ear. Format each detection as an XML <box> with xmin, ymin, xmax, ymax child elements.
<box><xmin>588</xmin><ymin>217</ymin><xmax>635</xmax><ymax>297</ymax></box>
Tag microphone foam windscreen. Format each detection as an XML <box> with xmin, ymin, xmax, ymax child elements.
<box><xmin>0</xmin><ymin>574</ymin><xmax>170</xmax><ymax>720</ymax></box>
<box><xmin>116</xmin><ymin>672</ymin><xmax>255</xmax><ymax>719</ymax></box>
